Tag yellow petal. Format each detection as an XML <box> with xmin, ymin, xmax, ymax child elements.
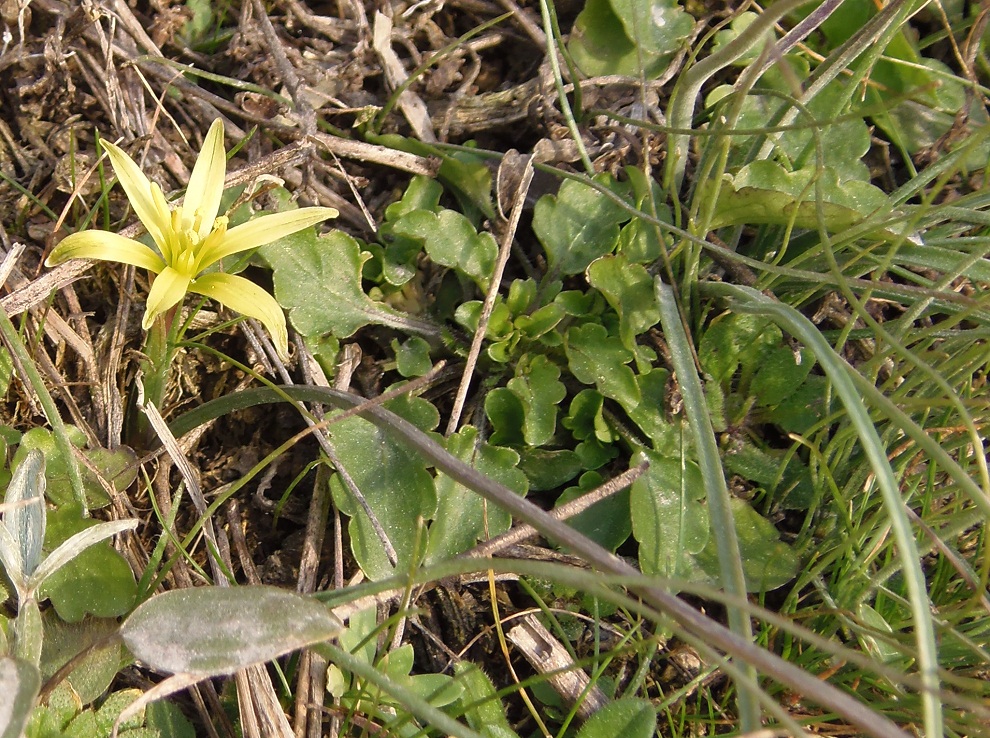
<box><xmin>190</xmin><ymin>273</ymin><xmax>289</xmax><ymax>359</ymax></box>
<box><xmin>45</xmin><ymin>230</ymin><xmax>166</xmax><ymax>272</ymax></box>
<box><xmin>200</xmin><ymin>207</ymin><xmax>338</xmax><ymax>266</ymax></box>
<box><xmin>143</xmin><ymin>267</ymin><xmax>191</xmax><ymax>330</ymax></box>
<box><xmin>102</xmin><ymin>140</ymin><xmax>171</xmax><ymax>253</ymax></box>
<box><xmin>150</xmin><ymin>183</ymin><xmax>176</xmax><ymax>264</ymax></box>
<box><xmin>184</xmin><ymin>119</ymin><xmax>226</xmax><ymax>239</ymax></box>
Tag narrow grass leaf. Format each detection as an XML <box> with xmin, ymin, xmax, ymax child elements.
<box><xmin>656</xmin><ymin>279</ymin><xmax>760</xmax><ymax>730</ymax></box>
<box><xmin>703</xmin><ymin>281</ymin><xmax>943</xmax><ymax>737</ymax></box>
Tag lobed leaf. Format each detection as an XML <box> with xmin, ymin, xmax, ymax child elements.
<box><xmin>426</xmin><ymin>426</ymin><xmax>526</xmax><ymax>563</ymax></box>
<box><xmin>262</xmin><ymin>229</ymin><xmax>406</xmax><ymax>338</ymax></box>
<box><xmin>533</xmin><ymin>176</ymin><xmax>627</xmax><ymax>277</ymax></box>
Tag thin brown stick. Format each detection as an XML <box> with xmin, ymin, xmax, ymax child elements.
<box><xmin>464</xmin><ymin>461</ymin><xmax>648</xmax><ymax>558</ymax></box>
<box><xmin>446</xmin><ymin>154</ymin><xmax>535</xmax><ymax>435</ymax></box>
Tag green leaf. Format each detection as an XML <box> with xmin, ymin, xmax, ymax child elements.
<box><xmin>484</xmin><ymin>388</ymin><xmax>526</xmax><ymax>447</ymax></box>
<box><xmin>25</xmin><ymin>682</ymin><xmax>80</xmax><ymax>737</ymax></box>
<box><xmin>384</xmin><ymin>176</ymin><xmax>443</xmax><ymax>220</ymax></box>
<box><xmin>574</xmin><ymin>438</ymin><xmax>618</xmax><ymax>470</ymax></box>
<box><xmin>630</xmin><ymin>450</ymin><xmax>709</xmax><ymax>579</ymax></box>
<box><xmin>856</xmin><ymin>603</ymin><xmax>903</xmax><ymax>665</ymax></box>
<box><xmin>262</xmin><ymin>230</ymin><xmax>405</xmax><ymax>338</ymax></box>
<box><xmin>381</xmin><ymin>236</ymin><xmax>422</xmax><ymax>287</ymax></box>
<box><xmin>554</xmin><ymin>289</ymin><xmax>602</xmax><ymax>318</ymax></box>
<box><xmin>569</xmin><ymin>0</ymin><xmax>691</xmax><ymax>78</ymax></box>
<box><xmin>455</xmin><ymin>300</ymin><xmax>513</xmax><ymax>340</ymax></box>
<box><xmin>144</xmin><ymin>701</ymin><xmax>196</xmax><ymax>738</ymax></box>
<box><xmin>626</xmin><ymin>368</ymin><xmax>676</xmax><ymax>452</ymax></box>
<box><xmin>182</xmin><ymin>0</ymin><xmax>214</xmax><ymax>45</ymax></box>
<box><xmin>384</xmin><ymin>393</ymin><xmax>440</xmax><ymax>434</ymax></box>
<box><xmin>507</xmin><ymin>356</ymin><xmax>567</xmax><ymax>447</ymax></box>
<box><xmin>40</xmin><ymin>613</ymin><xmax>123</xmax><ymax>705</ymax></box>
<box><xmin>712</xmin><ymin>161</ymin><xmax>894</xmax><ymax>236</ymax></box>
<box><xmin>712</xmin><ymin>11</ymin><xmax>770</xmax><ymax>66</ymax></box>
<box><xmin>393</xmin><ymin>336</ymin><xmax>433</xmax><ymax>378</ymax></box>
<box><xmin>698</xmin><ymin>313</ymin><xmax>777</xmax><ymax>385</ymax></box>
<box><xmin>565</xmin><ymin>323</ymin><xmax>640</xmax><ymax>410</ymax></box>
<box><xmin>766</xmin><ymin>375</ymin><xmax>830</xmax><ymax>435</ymax></box>
<box><xmin>404</xmin><ymin>672</ymin><xmax>462</xmax><ymax>708</ymax></box>
<box><xmin>121</xmin><ymin>586</ymin><xmax>343</xmax><ymax>675</ymax></box>
<box><xmin>706</xmin><ymin>83</ymin><xmax>871</xmax><ymax>181</ymax></box>
<box><xmin>426</xmin><ymin>426</ymin><xmax>527</xmax><ymax>563</ymax></box>
<box><xmin>337</xmin><ymin>605</ymin><xmax>379</xmax><ymax>668</ymax></box>
<box><xmin>62</xmin><ymin>688</ymin><xmax>144</xmax><ymax>738</ymax></box>
<box><xmin>556</xmin><ymin>471</ymin><xmax>631</xmax><ymax>552</ymax></box>
<box><xmin>391</xmin><ymin>209</ymin><xmax>498</xmax><ymax>291</ymax></box>
<box><xmin>437</xmin><ymin>149</ymin><xmax>495</xmax><ymax>221</ymax></box>
<box><xmin>533</xmin><ymin>176</ymin><xmax>627</xmax><ymax>276</ymax></box>
<box><xmin>751</xmin><ymin>344</ymin><xmax>814</xmax><ymax>406</ymax></box>
<box><xmin>370</xmin><ymin>135</ymin><xmax>494</xmax><ymax>220</ymax></box>
<box><xmin>576</xmin><ymin>697</ymin><xmax>656</xmax><ymax>738</ymax></box>
<box><xmin>15</xmin><ymin>429</ymin><xmax>136</xmax><ymax>510</ymax></box>
<box><xmin>304</xmin><ymin>333</ymin><xmax>341</xmax><ymax>379</ymax></box>
<box><xmin>587</xmin><ymin>255</ymin><xmax>660</xmax><ymax>352</ymax></box>
<box><xmin>691</xmin><ymin>498</ymin><xmax>800</xmax><ymax>592</ymax></box>
<box><xmin>617</xmin><ymin>217</ymin><xmax>665</xmax><ymax>264</ymax></box>
<box><xmin>721</xmin><ymin>440</ymin><xmax>783</xmax><ymax>487</ymax></box>
<box><xmin>0</xmin><ymin>657</ymin><xmax>41</xmax><ymax>738</ymax></box>
<box><xmin>328</xmin><ymin>415</ymin><xmax>437</xmax><ymax>580</ymax></box>
<box><xmin>563</xmin><ymin>389</ymin><xmax>614</xmax><ymax>444</ymax></box>
<box><xmin>516</xmin><ymin>448</ymin><xmax>583</xmax><ymax>491</ymax></box>
<box><xmin>39</xmin><ymin>504</ymin><xmax>137</xmax><ymax>622</ymax></box>
<box><xmin>610</xmin><ymin>0</ymin><xmax>693</xmax><ymax>59</ymax></box>
<box><xmin>382</xmin><ymin>642</ymin><xmax>415</xmax><ymax>678</ymax></box>
<box><xmin>506</xmin><ymin>279</ymin><xmax>537</xmax><ymax>315</ymax></box>
<box><xmin>454</xmin><ymin>662</ymin><xmax>520</xmax><ymax>738</ymax></box>
<box><xmin>514</xmin><ymin>303</ymin><xmax>565</xmax><ymax>341</ymax></box>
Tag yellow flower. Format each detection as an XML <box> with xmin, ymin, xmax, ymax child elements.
<box><xmin>45</xmin><ymin>119</ymin><xmax>337</xmax><ymax>359</ymax></box>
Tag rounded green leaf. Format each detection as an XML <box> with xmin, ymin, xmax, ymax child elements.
<box><xmin>692</xmin><ymin>497</ymin><xmax>800</xmax><ymax>592</ymax></box>
<box><xmin>576</xmin><ymin>697</ymin><xmax>656</xmax><ymax>738</ymax></box>
<box><xmin>426</xmin><ymin>426</ymin><xmax>527</xmax><ymax>563</ymax></box>
<box><xmin>565</xmin><ymin>324</ymin><xmax>640</xmax><ymax>411</ymax></box>
<box><xmin>327</xmin><ymin>415</ymin><xmax>437</xmax><ymax>580</ymax></box>
<box><xmin>121</xmin><ymin>585</ymin><xmax>343</xmax><ymax>675</ymax></box>
<box><xmin>631</xmin><ymin>450</ymin><xmax>710</xmax><ymax>579</ymax></box>
<box><xmin>40</xmin><ymin>614</ymin><xmax>123</xmax><ymax>706</ymax></box>
<box><xmin>39</xmin><ymin>505</ymin><xmax>137</xmax><ymax>622</ymax></box>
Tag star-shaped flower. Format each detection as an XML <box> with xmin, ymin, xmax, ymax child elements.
<box><xmin>45</xmin><ymin>119</ymin><xmax>337</xmax><ymax>358</ymax></box>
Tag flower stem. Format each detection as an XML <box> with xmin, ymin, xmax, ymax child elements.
<box><xmin>131</xmin><ymin>306</ymin><xmax>184</xmax><ymax>447</ymax></box>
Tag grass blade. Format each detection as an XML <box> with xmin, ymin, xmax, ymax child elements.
<box><xmin>702</xmin><ymin>281</ymin><xmax>943</xmax><ymax>738</ymax></box>
<box><xmin>656</xmin><ymin>279</ymin><xmax>760</xmax><ymax>730</ymax></box>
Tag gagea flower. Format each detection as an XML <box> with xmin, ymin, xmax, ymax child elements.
<box><xmin>45</xmin><ymin>119</ymin><xmax>337</xmax><ymax>359</ymax></box>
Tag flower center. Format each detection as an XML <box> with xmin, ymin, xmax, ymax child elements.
<box><xmin>166</xmin><ymin>214</ymin><xmax>230</xmax><ymax>278</ymax></box>
<box><xmin>168</xmin><ymin>210</ymin><xmax>203</xmax><ymax>276</ymax></box>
